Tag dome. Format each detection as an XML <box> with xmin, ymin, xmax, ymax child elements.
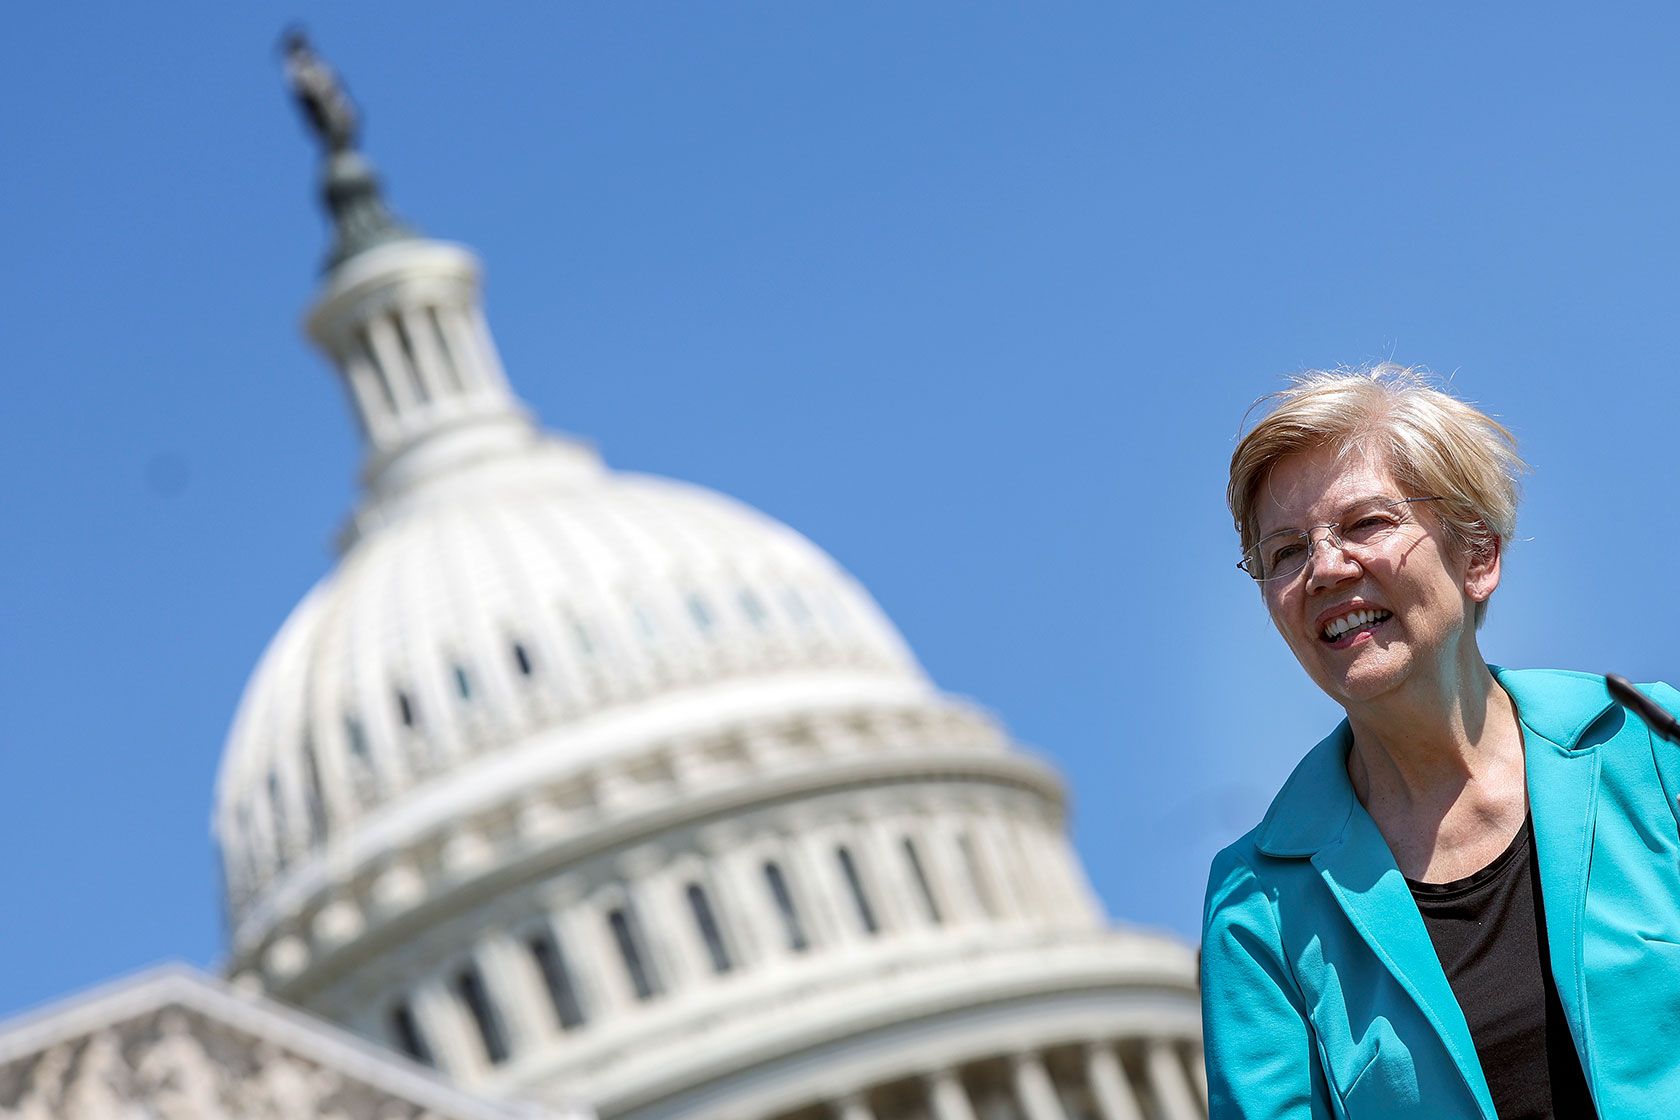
<box><xmin>211</xmin><ymin>64</ymin><xmax>1204</xmax><ymax>1120</ymax></box>
<box><xmin>215</xmin><ymin>432</ymin><xmax>927</xmax><ymax>930</ymax></box>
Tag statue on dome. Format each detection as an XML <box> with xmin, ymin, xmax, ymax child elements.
<box><xmin>277</xmin><ymin>28</ymin><xmax>416</xmax><ymax>270</ymax></box>
<box><xmin>282</xmin><ymin>29</ymin><xmax>359</xmax><ymax>155</ymax></box>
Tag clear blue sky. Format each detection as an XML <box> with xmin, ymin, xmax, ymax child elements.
<box><xmin>5</xmin><ymin>3</ymin><xmax>1677</xmax><ymax>1021</ymax></box>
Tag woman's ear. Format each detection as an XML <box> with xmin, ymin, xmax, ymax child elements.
<box><xmin>1464</xmin><ymin>533</ymin><xmax>1502</xmax><ymax>603</ymax></box>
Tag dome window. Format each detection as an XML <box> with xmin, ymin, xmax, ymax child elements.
<box><xmin>344</xmin><ymin>715</ymin><xmax>378</xmax><ymax>798</ymax></box>
<box><xmin>511</xmin><ymin>641</ymin><xmax>533</xmax><ymax>677</ymax></box>
<box><xmin>607</xmin><ymin>905</ymin><xmax>661</xmax><ymax>1001</ymax></box>
<box><xmin>687</xmin><ymin>594</ymin><xmax>715</xmax><ymax>636</ymax></box>
<box><xmin>739</xmin><ymin>589</ymin><xmax>768</xmax><ymax>629</ymax></box>
<box><xmin>387</xmin><ymin>999</ymin><xmax>433</xmax><ymax>1066</ymax></box>
<box><xmin>783</xmin><ymin>588</ymin><xmax>813</xmax><ymax>627</ymax></box>
<box><xmin>685</xmin><ymin>883</ymin><xmax>733</xmax><ymax>973</ymax></box>
<box><xmin>453</xmin><ymin>664</ymin><xmax>473</xmax><ymax>701</ymax></box>
<box><xmin>266</xmin><ymin>773</ymin><xmax>289</xmax><ymax>865</ymax></box>
<box><xmin>569</xmin><ymin>616</ymin><xmax>596</xmax><ymax>657</ymax></box>
<box><xmin>762</xmin><ymin>861</ymin><xmax>809</xmax><ymax>952</ymax></box>
<box><xmin>630</xmin><ymin>603</ymin><xmax>657</xmax><ymax>640</ymax></box>
<box><xmin>902</xmin><ymin>837</ymin><xmax>943</xmax><ymax>925</ymax></box>
<box><xmin>836</xmin><ymin>847</ymin><xmax>879</xmax><ymax>935</ymax></box>
<box><xmin>300</xmin><ymin>736</ymin><xmax>328</xmax><ymax>842</ymax></box>
<box><xmin>453</xmin><ymin>962</ymin><xmax>509</xmax><ymax>1065</ymax></box>
<box><xmin>395</xmin><ymin>690</ymin><xmax>416</xmax><ymax>728</ymax></box>
<box><xmin>527</xmin><ymin>928</ymin><xmax>586</xmax><ymax>1030</ymax></box>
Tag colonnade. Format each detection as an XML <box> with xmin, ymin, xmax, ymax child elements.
<box><xmin>356</xmin><ymin>785</ymin><xmax>1097</xmax><ymax>1078</ymax></box>
<box><xmin>808</xmin><ymin>1041</ymin><xmax>1205</xmax><ymax>1120</ymax></box>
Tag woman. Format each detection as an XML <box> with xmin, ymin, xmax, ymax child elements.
<box><xmin>1201</xmin><ymin>365</ymin><xmax>1680</xmax><ymax>1119</ymax></box>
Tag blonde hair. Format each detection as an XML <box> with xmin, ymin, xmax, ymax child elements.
<box><xmin>1228</xmin><ymin>364</ymin><xmax>1527</xmax><ymax>626</ymax></box>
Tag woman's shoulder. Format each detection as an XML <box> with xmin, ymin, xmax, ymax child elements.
<box><xmin>1494</xmin><ymin>665</ymin><xmax>1680</xmax><ymax>743</ymax></box>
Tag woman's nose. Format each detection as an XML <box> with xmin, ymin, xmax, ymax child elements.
<box><xmin>1304</xmin><ymin>529</ymin><xmax>1361</xmax><ymax>587</ymax></box>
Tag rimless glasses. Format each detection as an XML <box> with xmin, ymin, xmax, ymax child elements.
<box><xmin>1238</xmin><ymin>496</ymin><xmax>1443</xmax><ymax>583</ymax></box>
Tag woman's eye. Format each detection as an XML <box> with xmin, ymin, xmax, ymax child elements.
<box><xmin>1268</xmin><ymin>540</ymin><xmax>1306</xmax><ymax>567</ymax></box>
<box><xmin>1345</xmin><ymin>515</ymin><xmax>1394</xmax><ymax>538</ymax></box>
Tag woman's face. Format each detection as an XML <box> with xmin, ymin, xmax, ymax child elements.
<box><xmin>1253</xmin><ymin>444</ymin><xmax>1500</xmax><ymax>710</ymax></box>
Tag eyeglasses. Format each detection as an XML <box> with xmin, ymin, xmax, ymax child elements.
<box><xmin>1238</xmin><ymin>496</ymin><xmax>1443</xmax><ymax>583</ymax></box>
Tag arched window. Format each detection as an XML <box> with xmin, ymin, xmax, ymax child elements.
<box><xmin>452</xmin><ymin>962</ymin><xmax>509</xmax><ymax>1065</ymax></box>
<box><xmin>608</xmin><ymin>905</ymin><xmax>660</xmax><ymax>1000</ymax></box>
<box><xmin>387</xmin><ymin>999</ymin><xmax>432</xmax><ymax>1066</ymax></box>
<box><xmin>686</xmin><ymin>882</ymin><xmax>733</xmax><ymax>973</ymax></box>
<box><xmin>266</xmin><ymin>773</ymin><xmax>289</xmax><ymax>862</ymax></box>
<box><xmin>395</xmin><ymin>689</ymin><xmax>417</xmax><ymax>728</ymax></box>
<box><xmin>739</xmin><ymin>588</ymin><xmax>768</xmax><ymax>629</ymax></box>
<box><xmin>527</xmin><ymin>927</ymin><xmax>585</xmax><ymax>1029</ymax></box>
<box><xmin>344</xmin><ymin>714</ymin><xmax>377</xmax><ymax>798</ymax></box>
<box><xmin>763</xmin><ymin>861</ymin><xmax>809</xmax><ymax>951</ymax></box>
<box><xmin>299</xmin><ymin>737</ymin><xmax>327</xmax><ymax>842</ymax></box>
<box><xmin>836</xmin><ymin>846</ymin><xmax>879</xmax><ymax>934</ymax></box>
<box><xmin>902</xmin><ymin>836</ymin><xmax>942</xmax><ymax>924</ymax></box>
<box><xmin>687</xmin><ymin>593</ymin><xmax>715</xmax><ymax>635</ymax></box>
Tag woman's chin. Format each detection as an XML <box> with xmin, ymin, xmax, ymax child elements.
<box><xmin>1312</xmin><ymin>644</ymin><xmax>1410</xmax><ymax>706</ymax></box>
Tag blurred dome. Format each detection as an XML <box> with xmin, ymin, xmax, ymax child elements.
<box><xmin>215</xmin><ymin>432</ymin><xmax>924</xmax><ymax>925</ymax></box>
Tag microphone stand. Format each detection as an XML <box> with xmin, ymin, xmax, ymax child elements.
<box><xmin>1605</xmin><ymin>675</ymin><xmax>1680</xmax><ymax>746</ymax></box>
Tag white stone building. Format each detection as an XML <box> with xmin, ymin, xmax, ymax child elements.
<box><xmin>0</xmin><ymin>46</ymin><xmax>1203</xmax><ymax>1120</ymax></box>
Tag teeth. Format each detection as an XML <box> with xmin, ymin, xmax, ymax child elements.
<box><xmin>1322</xmin><ymin>608</ymin><xmax>1391</xmax><ymax>641</ymax></box>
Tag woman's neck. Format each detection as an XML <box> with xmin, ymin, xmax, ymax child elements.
<box><xmin>1345</xmin><ymin>660</ymin><xmax>1518</xmax><ymax>808</ymax></box>
<box><xmin>1344</xmin><ymin>661</ymin><xmax>1530</xmax><ymax>882</ymax></box>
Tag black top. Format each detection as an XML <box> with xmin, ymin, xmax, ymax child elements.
<box><xmin>1406</xmin><ymin>816</ymin><xmax>1597</xmax><ymax>1119</ymax></box>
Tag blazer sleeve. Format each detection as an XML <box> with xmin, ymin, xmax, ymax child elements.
<box><xmin>1201</xmin><ymin>847</ymin><xmax>1335</xmax><ymax>1120</ymax></box>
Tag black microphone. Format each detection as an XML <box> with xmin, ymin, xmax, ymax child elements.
<box><xmin>1605</xmin><ymin>674</ymin><xmax>1680</xmax><ymax>746</ymax></box>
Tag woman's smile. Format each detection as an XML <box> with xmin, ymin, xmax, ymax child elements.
<box><xmin>1318</xmin><ymin>604</ymin><xmax>1393</xmax><ymax>647</ymax></box>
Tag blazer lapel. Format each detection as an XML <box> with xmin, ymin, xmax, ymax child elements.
<box><xmin>1311</xmin><ymin>806</ymin><xmax>1496</xmax><ymax>1118</ymax></box>
<box><xmin>1257</xmin><ymin>723</ymin><xmax>1496</xmax><ymax>1117</ymax></box>
<box><xmin>1499</xmin><ymin>668</ymin><xmax>1608</xmax><ymax>1072</ymax></box>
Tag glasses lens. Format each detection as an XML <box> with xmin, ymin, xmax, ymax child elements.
<box><xmin>1250</xmin><ymin>531</ymin><xmax>1310</xmax><ymax>582</ymax></box>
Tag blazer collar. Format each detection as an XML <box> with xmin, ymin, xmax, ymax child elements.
<box><xmin>1254</xmin><ymin>721</ymin><xmax>1357</xmax><ymax>857</ymax></box>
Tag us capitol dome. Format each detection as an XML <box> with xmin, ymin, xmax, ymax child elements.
<box><xmin>206</xmin><ymin>41</ymin><xmax>1203</xmax><ymax>1120</ymax></box>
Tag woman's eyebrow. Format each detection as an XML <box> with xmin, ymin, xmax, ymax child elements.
<box><xmin>1260</xmin><ymin>493</ymin><xmax>1394</xmax><ymax>536</ymax></box>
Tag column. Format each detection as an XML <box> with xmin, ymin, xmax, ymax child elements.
<box><xmin>1145</xmin><ymin>1040</ymin><xmax>1202</xmax><ymax>1120</ymax></box>
<box><xmin>628</xmin><ymin>862</ymin><xmax>695</xmax><ymax>994</ymax></box>
<box><xmin>974</xmin><ymin>815</ymin><xmax>1033</xmax><ymax>925</ymax></box>
<box><xmin>572</xmin><ymin>891</ymin><xmax>634</xmax><ymax>1012</ymax></box>
<box><xmin>476</xmin><ymin>932</ymin><xmax>548</xmax><ymax>1052</ymax></box>
<box><xmin>340</xmin><ymin>353</ymin><xmax>396</xmax><ymax>440</ymax></box>
<box><xmin>401</xmin><ymin>306</ymin><xmax>456</xmax><ymax>405</ymax></box>
<box><xmin>468</xmin><ymin>305</ymin><xmax>515</xmax><ymax>395</ymax></box>
<box><xmin>411</xmin><ymin>973</ymin><xmax>475</xmax><ymax>1078</ymax></box>
<box><xmin>787</xmin><ymin>824</ymin><xmax>848</xmax><ymax>948</ymax></box>
<box><xmin>834</xmin><ymin>1092</ymin><xmax>878</xmax><ymax>1120</ymax></box>
<box><xmin>1012</xmin><ymin>1053</ymin><xmax>1069</xmax><ymax>1120</ymax></box>
<box><xmin>927</xmin><ymin>1068</ymin><xmax>979</xmax><ymax>1120</ymax></box>
<box><xmin>968</xmin><ymin>814</ymin><xmax>1027</xmax><ymax>923</ymax></box>
<box><xmin>864</xmin><ymin>815</ymin><xmax>924</xmax><ymax>932</ymax></box>
<box><xmin>700</xmin><ymin>827</ymin><xmax>770</xmax><ymax>965</ymax></box>
<box><xmin>364</xmin><ymin>314</ymin><xmax>423</xmax><ymax>414</ymax></box>
<box><xmin>1187</xmin><ymin>1042</ymin><xmax>1208</xmax><ymax>1110</ymax></box>
<box><xmin>1083</xmin><ymin>1045</ymin><xmax>1144</xmax><ymax>1120</ymax></box>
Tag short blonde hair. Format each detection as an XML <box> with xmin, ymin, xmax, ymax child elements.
<box><xmin>1229</xmin><ymin>364</ymin><xmax>1527</xmax><ymax>626</ymax></box>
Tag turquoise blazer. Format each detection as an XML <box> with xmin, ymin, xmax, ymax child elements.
<box><xmin>1201</xmin><ymin>668</ymin><xmax>1680</xmax><ymax>1118</ymax></box>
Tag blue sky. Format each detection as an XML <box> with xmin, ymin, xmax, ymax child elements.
<box><xmin>4</xmin><ymin>4</ymin><xmax>1678</xmax><ymax>1021</ymax></box>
